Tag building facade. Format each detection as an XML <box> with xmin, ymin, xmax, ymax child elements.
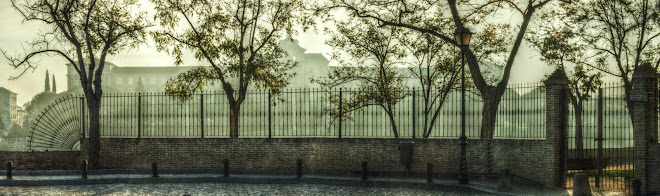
<box><xmin>0</xmin><ymin>87</ymin><xmax>18</xmax><ymax>133</ymax></box>
<box><xmin>66</xmin><ymin>39</ymin><xmax>332</xmax><ymax>92</ymax></box>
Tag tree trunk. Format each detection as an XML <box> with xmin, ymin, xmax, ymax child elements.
<box><xmin>623</xmin><ymin>82</ymin><xmax>635</xmax><ymax>123</ymax></box>
<box><xmin>480</xmin><ymin>93</ymin><xmax>501</xmax><ymax>139</ymax></box>
<box><xmin>386</xmin><ymin>110</ymin><xmax>399</xmax><ymax>138</ymax></box>
<box><xmin>229</xmin><ymin>104</ymin><xmax>240</xmax><ymax>138</ymax></box>
<box><xmin>86</xmin><ymin>98</ymin><xmax>101</xmax><ymax>170</ymax></box>
<box><xmin>423</xmin><ymin>106</ymin><xmax>429</xmax><ymax>138</ymax></box>
<box><xmin>574</xmin><ymin>103</ymin><xmax>584</xmax><ymax>158</ymax></box>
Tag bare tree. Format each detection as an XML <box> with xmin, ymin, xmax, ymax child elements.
<box><xmin>528</xmin><ymin>27</ymin><xmax>602</xmax><ymax>154</ymax></box>
<box><xmin>317</xmin><ymin>0</ymin><xmax>569</xmax><ymax>139</ymax></box>
<box><xmin>1</xmin><ymin>0</ymin><xmax>149</xmax><ymax>169</ymax></box>
<box><xmin>400</xmin><ymin>32</ymin><xmax>461</xmax><ymax>138</ymax></box>
<box><xmin>548</xmin><ymin>0</ymin><xmax>660</xmax><ymax>121</ymax></box>
<box><xmin>312</xmin><ymin>18</ymin><xmax>407</xmax><ymax>138</ymax></box>
<box><xmin>151</xmin><ymin>0</ymin><xmax>311</xmax><ymax>138</ymax></box>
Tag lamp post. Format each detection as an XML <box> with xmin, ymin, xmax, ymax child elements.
<box><xmin>454</xmin><ymin>26</ymin><xmax>472</xmax><ymax>185</ymax></box>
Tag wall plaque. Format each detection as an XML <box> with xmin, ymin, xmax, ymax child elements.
<box><xmin>631</xmin><ymin>92</ymin><xmax>649</xmax><ymax>102</ymax></box>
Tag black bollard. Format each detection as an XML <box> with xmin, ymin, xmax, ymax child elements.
<box><xmin>223</xmin><ymin>159</ymin><xmax>229</xmax><ymax>177</ymax></box>
<box><xmin>632</xmin><ymin>178</ymin><xmax>641</xmax><ymax>196</ymax></box>
<box><xmin>296</xmin><ymin>159</ymin><xmax>303</xmax><ymax>178</ymax></box>
<box><xmin>6</xmin><ymin>161</ymin><xmax>12</xmax><ymax>180</ymax></box>
<box><xmin>427</xmin><ymin>163</ymin><xmax>433</xmax><ymax>183</ymax></box>
<box><xmin>361</xmin><ymin>161</ymin><xmax>368</xmax><ymax>180</ymax></box>
<box><xmin>82</xmin><ymin>160</ymin><xmax>88</xmax><ymax>179</ymax></box>
<box><xmin>152</xmin><ymin>162</ymin><xmax>159</xmax><ymax>178</ymax></box>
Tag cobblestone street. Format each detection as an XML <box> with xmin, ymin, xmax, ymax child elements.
<box><xmin>0</xmin><ymin>183</ymin><xmax>491</xmax><ymax>196</ymax></box>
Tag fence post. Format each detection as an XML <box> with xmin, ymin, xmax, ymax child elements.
<box><xmin>82</xmin><ymin>160</ymin><xmax>88</xmax><ymax>179</ymax></box>
<box><xmin>81</xmin><ymin>97</ymin><xmax>85</xmax><ymax>138</ymax></box>
<box><xmin>412</xmin><ymin>88</ymin><xmax>416</xmax><ymax>139</ymax></box>
<box><xmin>361</xmin><ymin>161</ymin><xmax>367</xmax><ymax>180</ymax></box>
<box><xmin>152</xmin><ymin>162</ymin><xmax>159</xmax><ymax>177</ymax></box>
<box><xmin>138</xmin><ymin>93</ymin><xmax>141</xmax><ymax>139</ymax></box>
<box><xmin>427</xmin><ymin>163</ymin><xmax>433</xmax><ymax>183</ymax></box>
<box><xmin>223</xmin><ymin>159</ymin><xmax>229</xmax><ymax>177</ymax></box>
<box><xmin>339</xmin><ymin>88</ymin><xmax>342</xmax><ymax>139</ymax></box>
<box><xmin>6</xmin><ymin>161</ymin><xmax>12</xmax><ymax>180</ymax></box>
<box><xmin>268</xmin><ymin>90</ymin><xmax>272</xmax><ymax>138</ymax></box>
<box><xmin>201</xmin><ymin>94</ymin><xmax>204</xmax><ymax>139</ymax></box>
<box><xmin>596</xmin><ymin>88</ymin><xmax>603</xmax><ymax>188</ymax></box>
<box><xmin>296</xmin><ymin>159</ymin><xmax>303</xmax><ymax>178</ymax></box>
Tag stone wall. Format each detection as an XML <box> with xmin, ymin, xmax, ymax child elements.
<box><xmin>80</xmin><ymin>137</ymin><xmax>555</xmax><ymax>186</ymax></box>
<box><xmin>0</xmin><ymin>151</ymin><xmax>79</xmax><ymax>170</ymax></box>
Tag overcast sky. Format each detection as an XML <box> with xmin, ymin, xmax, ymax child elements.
<box><xmin>0</xmin><ymin>0</ymin><xmax>563</xmax><ymax>106</ymax></box>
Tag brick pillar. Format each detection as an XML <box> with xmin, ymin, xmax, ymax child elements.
<box><xmin>631</xmin><ymin>63</ymin><xmax>658</xmax><ymax>195</ymax></box>
<box><xmin>545</xmin><ymin>69</ymin><xmax>569</xmax><ymax>188</ymax></box>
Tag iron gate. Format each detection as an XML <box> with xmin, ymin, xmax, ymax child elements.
<box><xmin>565</xmin><ymin>84</ymin><xmax>634</xmax><ymax>194</ymax></box>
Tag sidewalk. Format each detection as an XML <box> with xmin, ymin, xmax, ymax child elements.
<box><xmin>0</xmin><ymin>170</ymin><xmax>576</xmax><ymax>195</ymax></box>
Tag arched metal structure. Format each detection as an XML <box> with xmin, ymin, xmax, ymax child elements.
<box><xmin>29</xmin><ymin>96</ymin><xmax>84</xmax><ymax>151</ymax></box>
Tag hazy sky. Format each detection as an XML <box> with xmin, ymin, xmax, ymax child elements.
<box><xmin>0</xmin><ymin>0</ymin><xmax>561</xmax><ymax>106</ymax></box>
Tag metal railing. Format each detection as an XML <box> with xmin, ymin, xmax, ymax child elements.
<box><xmin>73</xmin><ymin>84</ymin><xmax>547</xmax><ymax>139</ymax></box>
<box><xmin>565</xmin><ymin>83</ymin><xmax>634</xmax><ymax>194</ymax></box>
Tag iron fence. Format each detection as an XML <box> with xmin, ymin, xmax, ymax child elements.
<box><xmin>565</xmin><ymin>83</ymin><xmax>634</xmax><ymax>194</ymax></box>
<box><xmin>74</xmin><ymin>84</ymin><xmax>547</xmax><ymax>139</ymax></box>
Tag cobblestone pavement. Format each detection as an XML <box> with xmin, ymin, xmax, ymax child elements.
<box><xmin>0</xmin><ymin>183</ymin><xmax>492</xmax><ymax>196</ymax></box>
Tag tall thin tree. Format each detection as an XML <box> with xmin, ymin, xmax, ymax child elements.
<box><xmin>44</xmin><ymin>70</ymin><xmax>50</xmax><ymax>92</ymax></box>
<box><xmin>51</xmin><ymin>74</ymin><xmax>57</xmax><ymax>93</ymax></box>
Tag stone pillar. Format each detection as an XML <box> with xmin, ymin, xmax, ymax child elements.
<box><xmin>631</xmin><ymin>63</ymin><xmax>658</xmax><ymax>195</ymax></box>
<box><xmin>545</xmin><ymin>69</ymin><xmax>569</xmax><ymax>188</ymax></box>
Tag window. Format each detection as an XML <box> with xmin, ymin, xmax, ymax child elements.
<box><xmin>128</xmin><ymin>77</ymin><xmax>134</xmax><ymax>85</ymax></box>
<box><xmin>151</xmin><ymin>77</ymin><xmax>156</xmax><ymax>85</ymax></box>
<box><xmin>116</xmin><ymin>77</ymin><xmax>123</xmax><ymax>85</ymax></box>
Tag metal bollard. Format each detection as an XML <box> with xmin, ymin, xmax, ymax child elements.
<box><xmin>6</xmin><ymin>161</ymin><xmax>12</xmax><ymax>180</ymax></box>
<box><xmin>82</xmin><ymin>160</ymin><xmax>88</xmax><ymax>179</ymax></box>
<box><xmin>152</xmin><ymin>162</ymin><xmax>159</xmax><ymax>178</ymax></box>
<box><xmin>361</xmin><ymin>161</ymin><xmax>368</xmax><ymax>180</ymax></box>
<box><xmin>427</xmin><ymin>163</ymin><xmax>433</xmax><ymax>183</ymax></box>
<box><xmin>223</xmin><ymin>159</ymin><xmax>229</xmax><ymax>177</ymax></box>
<box><xmin>632</xmin><ymin>178</ymin><xmax>641</xmax><ymax>196</ymax></box>
<box><xmin>296</xmin><ymin>159</ymin><xmax>303</xmax><ymax>178</ymax></box>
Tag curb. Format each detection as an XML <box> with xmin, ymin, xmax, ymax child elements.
<box><xmin>0</xmin><ymin>175</ymin><xmax>498</xmax><ymax>194</ymax></box>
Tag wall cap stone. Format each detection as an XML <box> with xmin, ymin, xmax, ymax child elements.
<box><xmin>545</xmin><ymin>69</ymin><xmax>569</xmax><ymax>85</ymax></box>
<box><xmin>633</xmin><ymin>63</ymin><xmax>657</xmax><ymax>79</ymax></box>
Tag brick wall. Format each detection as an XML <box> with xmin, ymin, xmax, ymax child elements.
<box><xmin>649</xmin><ymin>143</ymin><xmax>660</xmax><ymax>194</ymax></box>
<box><xmin>491</xmin><ymin>139</ymin><xmax>556</xmax><ymax>186</ymax></box>
<box><xmin>80</xmin><ymin>137</ymin><xmax>556</xmax><ymax>186</ymax></box>
<box><xmin>0</xmin><ymin>151</ymin><xmax>79</xmax><ymax>170</ymax></box>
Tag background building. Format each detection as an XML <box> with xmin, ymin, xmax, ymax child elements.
<box><xmin>67</xmin><ymin>39</ymin><xmax>333</xmax><ymax>92</ymax></box>
<box><xmin>0</xmin><ymin>87</ymin><xmax>17</xmax><ymax>135</ymax></box>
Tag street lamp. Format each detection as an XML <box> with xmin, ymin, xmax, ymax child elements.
<box><xmin>454</xmin><ymin>26</ymin><xmax>472</xmax><ymax>185</ymax></box>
